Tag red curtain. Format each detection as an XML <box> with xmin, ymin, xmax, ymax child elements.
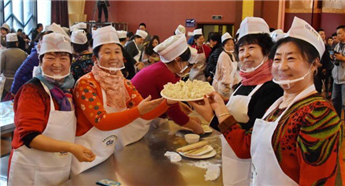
<box><xmin>51</xmin><ymin>1</ymin><xmax>69</xmax><ymax>27</ymax></box>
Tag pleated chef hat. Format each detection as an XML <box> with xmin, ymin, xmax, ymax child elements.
<box><xmin>1</xmin><ymin>23</ymin><xmax>10</xmax><ymax>31</ymax></box>
<box><xmin>154</xmin><ymin>34</ymin><xmax>196</xmax><ymax>64</ymax></box>
<box><xmin>71</xmin><ymin>30</ymin><xmax>88</xmax><ymax>44</ymax></box>
<box><xmin>75</xmin><ymin>22</ymin><xmax>87</xmax><ymax>29</ymax></box>
<box><xmin>39</xmin><ymin>33</ymin><xmax>72</xmax><ymax>57</ymax></box>
<box><xmin>92</xmin><ymin>25</ymin><xmax>120</xmax><ymax>49</ymax></box>
<box><xmin>193</xmin><ymin>28</ymin><xmax>202</xmax><ymax>36</ymax></box>
<box><xmin>117</xmin><ymin>30</ymin><xmax>127</xmax><ymax>39</ymax></box>
<box><xmin>175</xmin><ymin>24</ymin><xmax>186</xmax><ymax>35</ymax></box>
<box><xmin>285</xmin><ymin>16</ymin><xmax>325</xmax><ymax>58</ymax></box>
<box><xmin>46</xmin><ymin>23</ymin><xmax>70</xmax><ymax>38</ymax></box>
<box><xmin>221</xmin><ymin>32</ymin><xmax>233</xmax><ymax>43</ymax></box>
<box><xmin>135</xmin><ymin>29</ymin><xmax>148</xmax><ymax>39</ymax></box>
<box><xmin>6</xmin><ymin>33</ymin><xmax>18</xmax><ymax>42</ymax></box>
<box><xmin>238</xmin><ymin>17</ymin><xmax>270</xmax><ymax>41</ymax></box>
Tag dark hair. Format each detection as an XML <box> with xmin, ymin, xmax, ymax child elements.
<box><xmin>39</xmin><ymin>52</ymin><xmax>73</xmax><ymax>63</ymax></box>
<box><xmin>145</xmin><ymin>35</ymin><xmax>160</xmax><ymax>56</ymax></box>
<box><xmin>6</xmin><ymin>42</ymin><xmax>18</xmax><ymax>48</ymax></box>
<box><xmin>1</xmin><ymin>28</ymin><xmax>9</xmax><ymax>33</ymax></box>
<box><xmin>139</xmin><ymin>23</ymin><xmax>146</xmax><ymax>28</ymax></box>
<box><xmin>194</xmin><ymin>35</ymin><xmax>202</xmax><ymax>41</ymax></box>
<box><xmin>269</xmin><ymin>37</ymin><xmax>319</xmax><ymax>64</ymax></box>
<box><xmin>236</xmin><ymin>33</ymin><xmax>274</xmax><ymax>56</ymax></box>
<box><xmin>332</xmin><ymin>32</ymin><xmax>337</xmax><ymax>37</ymax></box>
<box><xmin>209</xmin><ymin>32</ymin><xmax>221</xmax><ymax>44</ymax></box>
<box><xmin>269</xmin><ymin>28</ymin><xmax>276</xmax><ymax>32</ymax></box>
<box><xmin>327</xmin><ymin>37</ymin><xmax>333</xmax><ymax>41</ymax></box>
<box><xmin>119</xmin><ymin>38</ymin><xmax>126</xmax><ymax>42</ymax></box>
<box><xmin>37</xmin><ymin>23</ymin><xmax>43</xmax><ymax>29</ymax></box>
<box><xmin>222</xmin><ymin>38</ymin><xmax>234</xmax><ymax>47</ymax></box>
<box><xmin>72</xmin><ymin>42</ymin><xmax>89</xmax><ymax>54</ymax></box>
<box><xmin>336</xmin><ymin>25</ymin><xmax>345</xmax><ymax>31</ymax></box>
<box><xmin>17</xmin><ymin>29</ymin><xmax>22</xmax><ymax>32</ymax></box>
<box><xmin>180</xmin><ymin>47</ymin><xmax>191</xmax><ymax>62</ymax></box>
<box><xmin>317</xmin><ymin>28</ymin><xmax>324</xmax><ymax>32</ymax></box>
<box><xmin>127</xmin><ymin>31</ymin><xmax>134</xmax><ymax>38</ymax></box>
<box><xmin>93</xmin><ymin>43</ymin><xmax>124</xmax><ymax>59</ymax></box>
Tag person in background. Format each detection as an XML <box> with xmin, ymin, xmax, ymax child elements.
<box><xmin>70</xmin><ymin>30</ymin><xmax>93</xmax><ymax>81</ymax></box>
<box><xmin>31</xmin><ymin>23</ymin><xmax>43</xmax><ymax>42</ymax></box>
<box><xmin>195</xmin><ymin>17</ymin><xmax>343</xmax><ymax>185</ymax></box>
<box><xmin>124</xmin><ymin>29</ymin><xmax>147</xmax><ymax>71</ymax></box>
<box><xmin>138</xmin><ymin>22</ymin><xmax>151</xmax><ymax>44</ymax></box>
<box><xmin>117</xmin><ymin>30</ymin><xmax>136</xmax><ymax>79</ymax></box>
<box><xmin>97</xmin><ymin>0</ymin><xmax>110</xmax><ymax>22</ymax></box>
<box><xmin>10</xmin><ymin>31</ymin><xmax>51</xmax><ymax>96</ymax></box>
<box><xmin>17</xmin><ymin>29</ymin><xmax>27</xmax><ymax>51</ymax></box>
<box><xmin>8</xmin><ymin>33</ymin><xmax>95</xmax><ymax>186</ymax></box>
<box><xmin>125</xmin><ymin>31</ymin><xmax>134</xmax><ymax>46</ymax></box>
<box><xmin>190</xmin><ymin>17</ymin><xmax>283</xmax><ymax>186</ymax></box>
<box><xmin>326</xmin><ymin>37</ymin><xmax>333</xmax><ymax>52</ymax></box>
<box><xmin>205</xmin><ymin>32</ymin><xmax>222</xmax><ymax>84</ymax></box>
<box><xmin>131</xmin><ymin>34</ymin><xmax>204</xmax><ymax>134</ymax></box>
<box><xmin>212</xmin><ymin>32</ymin><xmax>239</xmax><ymax>100</ymax></box>
<box><xmin>72</xmin><ymin>26</ymin><xmax>172</xmax><ymax>175</ymax></box>
<box><xmin>0</xmin><ymin>33</ymin><xmax>27</xmax><ymax>101</ymax></box>
<box><xmin>317</xmin><ymin>28</ymin><xmax>327</xmax><ymax>44</ymax></box>
<box><xmin>189</xmin><ymin>28</ymin><xmax>211</xmax><ymax>81</ymax></box>
<box><xmin>331</xmin><ymin>25</ymin><xmax>345</xmax><ymax>117</ymax></box>
<box><xmin>141</xmin><ymin>35</ymin><xmax>160</xmax><ymax>67</ymax></box>
<box><xmin>70</xmin><ymin>22</ymin><xmax>92</xmax><ymax>43</ymax></box>
<box><xmin>332</xmin><ymin>32</ymin><xmax>339</xmax><ymax>49</ymax></box>
<box><xmin>1</xmin><ymin>23</ymin><xmax>10</xmax><ymax>48</ymax></box>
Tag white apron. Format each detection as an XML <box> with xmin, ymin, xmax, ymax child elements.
<box><xmin>189</xmin><ymin>46</ymin><xmax>206</xmax><ymax>81</ymax></box>
<box><xmin>133</xmin><ymin>41</ymin><xmax>141</xmax><ymax>62</ymax></box>
<box><xmin>221</xmin><ymin>84</ymin><xmax>263</xmax><ymax>186</ymax></box>
<box><xmin>71</xmin><ymin>89</ymin><xmax>151</xmax><ymax>175</ymax></box>
<box><xmin>8</xmin><ymin>82</ymin><xmax>76</xmax><ymax>186</ymax></box>
<box><xmin>250</xmin><ymin>85</ymin><xmax>316</xmax><ymax>186</ymax></box>
<box><xmin>213</xmin><ymin>54</ymin><xmax>238</xmax><ymax>98</ymax></box>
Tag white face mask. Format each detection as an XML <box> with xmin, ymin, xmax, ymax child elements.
<box><xmin>96</xmin><ymin>61</ymin><xmax>125</xmax><ymax>72</ymax></box>
<box><xmin>223</xmin><ymin>48</ymin><xmax>234</xmax><ymax>53</ymax></box>
<box><xmin>272</xmin><ymin>63</ymin><xmax>314</xmax><ymax>89</ymax></box>
<box><xmin>42</xmin><ymin>68</ymin><xmax>70</xmax><ymax>80</ymax></box>
<box><xmin>240</xmin><ymin>57</ymin><xmax>267</xmax><ymax>73</ymax></box>
<box><xmin>176</xmin><ymin>61</ymin><xmax>191</xmax><ymax>77</ymax></box>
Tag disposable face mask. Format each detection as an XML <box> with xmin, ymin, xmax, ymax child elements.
<box><xmin>272</xmin><ymin>64</ymin><xmax>314</xmax><ymax>89</ymax></box>
<box><xmin>96</xmin><ymin>61</ymin><xmax>125</xmax><ymax>72</ymax></box>
<box><xmin>176</xmin><ymin>61</ymin><xmax>191</xmax><ymax>77</ymax></box>
<box><xmin>224</xmin><ymin>48</ymin><xmax>234</xmax><ymax>53</ymax></box>
<box><xmin>42</xmin><ymin>68</ymin><xmax>70</xmax><ymax>80</ymax></box>
<box><xmin>240</xmin><ymin>57</ymin><xmax>266</xmax><ymax>73</ymax></box>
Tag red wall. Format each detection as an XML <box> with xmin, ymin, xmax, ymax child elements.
<box><xmin>84</xmin><ymin>1</ymin><xmax>236</xmax><ymax>40</ymax></box>
<box><xmin>320</xmin><ymin>13</ymin><xmax>345</xmax><ymax>37</ymax></box>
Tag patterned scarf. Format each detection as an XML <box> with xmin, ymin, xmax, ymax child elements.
<box><xmin>36</xmin><ymin>73</ymin><xmax>75</xmax><ymax>111</ymax></box>
<box><xmin>91</xmin><ymin>64</ymin><xmax>130</xmax><ymax>111</ymax></box>
<box><xmin>239</xmin><ymin>60</ymin><xmax>273</xmax><ymax>86</ymax></box>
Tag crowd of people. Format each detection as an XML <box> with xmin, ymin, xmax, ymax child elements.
<box><xmin>0</xmin><ymin>16</ymin><xmax>343</xmax><ymax>186</ymax></box>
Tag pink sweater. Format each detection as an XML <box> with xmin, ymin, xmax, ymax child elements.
<box><xmin>131</xmin><ymin>62</ymin><xmax>190</xmax><ymax>125</ymax></box>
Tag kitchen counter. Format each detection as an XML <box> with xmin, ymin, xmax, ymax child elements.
<box><xmin>61</xmin><ymin>120</ymin><xmax>223</xmax><ymax>186</ymax></box>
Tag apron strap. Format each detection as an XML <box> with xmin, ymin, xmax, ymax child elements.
<box><xmin>40</xmin><ymin>81</ymin><xmax>55</xmax><ymax>111</ymax></box>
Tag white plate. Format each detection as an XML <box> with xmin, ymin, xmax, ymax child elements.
<box><xmin>178</xmin><ymin>145</ymin><xmax>216</xmax><ymax>159</ymax></box>
<box><xmin>160</xmin><ymin>91</ymin><xmax>204</xmax><ymax>102</ymax></box>
<box><xmin>202</xmin><ymin>125</ymin><xmax>213</xmax><ymax>134</ymax></box>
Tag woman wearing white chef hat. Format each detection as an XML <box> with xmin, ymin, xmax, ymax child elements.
<box><xmin>72</xmin><ymin>26</ymin><xmax>172</xmax><ymax>175</ymax></box>
<box><xmin>70</xmin><ymin>29</ymin><xmax>93</xmax><ymax>81</ymax></box>
<box><xmin>190</xmin><ymin>17</ymin><xmax>283</xmax><ymax>186</ymax></box>
<box><xmin>8</xmin><ymin>33</ymin><xmax>95</xmax><ymax>186</ymax></box>
<box><xmin>189</xmin><ymin>28</ymin><xmax>211</xmax><ymax>81</ymax></box>
<box><xmin>212</xmin><ymin>32</ymin><xmax>240</xmax><ymax>99</ymax></box>
<box><xmin>124</xmin><ymin>29</ymin><xmax>147</xmax><ymax>71</ymax></box>
<box><xmin>194</xmin><ymin>17</ymin><xmax>344</xmax><ymax>185</ymax></box>
<box><xmin>131</xmin><ymin>34</ymin><xmax>204</xmax><ymax>134</ymax></box>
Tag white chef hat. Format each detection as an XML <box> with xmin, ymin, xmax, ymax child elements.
<box><xmin>187</xmin><ymin>46</ymin><xmax>198</xmax><ymax>64</ymax></box>
<box><xmin>1</xmin><ymin>23</ymin><xmax>10</xmax><ymax>31</ymax></box>
<box><xmin>221</xmin><ymin>32</ymin><xmax>233</xmax><ymax>43</ymax></box>
<box><xmin>71</xmin><ymin>30</ymin><xmax>88</xmax><ymax>45</ymax></box>
<box><xmin>175</xmin><ymin>24</ymin><xmax>186</xmax><ymax>35</ymax></box>
<box><xmin>154</xmin><ymin>34</ymin><xmax>190</xmax><ymax>63</ymax></box>
<box><xmin>270</xmin><ymin>29</ymin><xmax>285</xmax><ymax>42</ymax></box>
<box><xmin>92</xmin><ymin>25</ymin><xmax>120</xmax><ymax>49</ymax></box>
<box><xmin>285</xmin><ymin>16</ymin><xmax>325</xmax><ymax>58</ymax></box>
<box><xmin>193</xmin><ymin>28</ymin><xmax>202</xmax><ymax>36</ymax></box>
<box><xmin>117</xmin><ymin>30</ymin><xmax>127</xmax><ymax>39</ymax></box>
<box><xmin>39</xmin><ymin>33</ymin><xmax>72</xmax><ymax>57</ymax></box>
<box><xmin>46</xmin><ymin>23</ymin><xmax>70</xmax><ymax>38</ymax></box>
<box><xmin>6</xmin><ymin>33</ymin><xmax>18</xmax><ymax>42</ymax></box>
<box><xmin>135</xmin><ymin>29</ymin><xmax>148</xmax><ymax>39</ymax></box>
<box><xmin>238</xmin><ymin>17</ymin><xmax>270</xmax><ymax>41</ymax></box>
<box><xmin>75</xmin><ymin>22</ymin><xmax>87</xmax><ymax>29</ymax></box>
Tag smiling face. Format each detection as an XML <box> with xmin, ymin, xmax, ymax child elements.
<box><xmin>95</xmin><ymin>43</ymin><xmax>124</xmax><ymax>69</ymax></box>
<box><xmin>271</xmin><ymin>42</ymin><xmax>315</xmax><ymax>91</ymax></box>
<box><xmin>41</xmin><ymin>52</ymin><xmax>71</xmax><ymax>77</ymax></box>
<box><xmin>238</xmin><ymin>43</ymin><xmax>265</xmax><ymax>71</ymax></box>
<box><xmin>223</xmin><ymin>39</ymin><xmax>235</xmax><ymax>52</ymax></box>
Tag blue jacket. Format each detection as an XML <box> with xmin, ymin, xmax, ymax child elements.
<box><xmin>10</xmin><ymin>44</ymin><xmax>39</xmax><ymax>94</ymax></box>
